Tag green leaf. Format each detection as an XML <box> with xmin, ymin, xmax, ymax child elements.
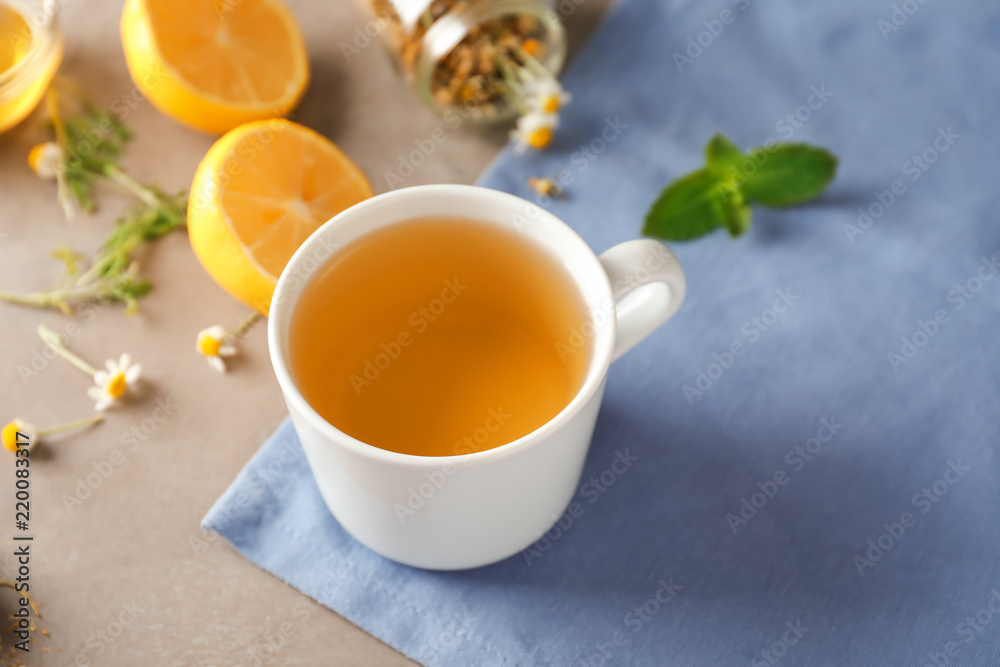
<box><xmin>705</xmin><ymin>134</ymin><xmax>744</xmax><ymax>169</ymax></box>
<box><xmin>718</xmin><ymin>183</ymin><xmax>752</xmax><ymax>237</ymax></box>
<box><xmin>643</xmin><ymin>168</ymin><xmax>728</xmax><ymax>241</ymax></box>
<box><xmin>642</xmin><ymin>135</ymin><xmax>839</xmax><ymax>242</ymax></box>
<box><xmin>60</xmin><ymin>103</ymin><xmax>131</xmax><ymax>213</ymax></box>
<box><xmin>116</xmin><ymin>279</ymin><xmax>152</xmax><ymax>299</ymax></box>
<box><xmin>740</xmin><ymin>143</ymin><xmax>838</xmax><ymax>207</ymax></box>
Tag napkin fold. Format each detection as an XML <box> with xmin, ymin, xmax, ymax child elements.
<box><xmin>205</xmin><ymin>0</ymin><xmax>1000</xmax><ymax>664</ymax></box>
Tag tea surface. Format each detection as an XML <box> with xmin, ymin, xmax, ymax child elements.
<box><xmin>290</xmin><ymin>217</ymin><xmax>590</xmax><ymax>456</ymax></box>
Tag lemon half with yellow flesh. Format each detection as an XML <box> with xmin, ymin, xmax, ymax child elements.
<box><xmin>121</xmin><ymin>0</ymin><xmax>310</xmax><ymax>134</ymax></box>
<box><xmin>187</xmin><ymin>120</ymin><xmax>373</xmax><ymax>314</ymax></box>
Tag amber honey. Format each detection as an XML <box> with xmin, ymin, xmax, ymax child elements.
<box><xmin>0</xmin><ymin>0</ymin><xmax>62</xmax><ymax>134</ymax></box>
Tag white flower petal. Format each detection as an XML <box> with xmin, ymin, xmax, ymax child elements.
<box><xmin>510</xmin><ymin>111</ymin><xmax>559</xmax><ymax>155</ymax></box>
<box><xmin>125</xmin><ymin>364</ymin><xmax>143</xmax><ymax>384</ymax></box>
<box><xmin>208</xmin><ymin>356</ymin><xmax>227</xmax><ymax>373</ymax></box>
<box><xmin>13</xmin><ymin>420</ymin><xmax>38</xmax><ymax>445</ymax></box>
<box><xmin>87</xmin><ymin>386</ymin><xmax>105</xmax><ymax>401</ymax></box>
<box><xmin>29</xmin><ymin>142</ymin><xmax>64</xmax><ymax>180</ymax></box>
<box><xmin>94</xmin><ymin>370</ymin><xmax>109</xmax><ymax>386</ymax></box>
<box><xmin>106</xmin><ymin>358</ymin><xmax>118</xmax><ymax>374</ymax></box>
<box><xmin>516</xmin><ymin>110</ymin><xmax>557</xmax><ymax>134</ymax></box>
<box><xmin>197</xmin><ymin>327</ymin><xmax>229</xmax><ymax>355</ymax></box>
<box><xmin>526</xmin><ymin>78</ymin><xmax>555</xmax><ymax>94</ymax></box>
<box><xmin>218</xmin><ymin>345</ymin><xmax>238</xmax><ymax>357</ymax></box>
<box><xmin>95</xmin><ymin>396</ymin><xmax>114</xmax><ymax>412</ymax></box>
<box><xmin>119</xmin><ymin>353</ymin><xmax>131</xmax><ymax>370</ymax></box>
<box><xmin>525</xmin><ymin>77</ymin><xmax>571</xmax><ymax>113</ymax></box>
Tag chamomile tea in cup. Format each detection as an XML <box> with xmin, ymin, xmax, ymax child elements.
<box><xmin>269</xmin><ymin>184</ymin><xmax>685</xmax><ymax>569</ymax></box>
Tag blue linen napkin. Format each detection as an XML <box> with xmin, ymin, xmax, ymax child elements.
<box><xmin>204</xmin><ymin>0</ymin><xmax>1000</xmax><ymax>664</ymax></box>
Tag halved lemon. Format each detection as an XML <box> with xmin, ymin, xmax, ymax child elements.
<box><xmin>187</xmin><ymin>120</ymin><xmax>373</xmax><ymax>314</ymax></box>
<box><xmin>121</xmin><ymin>0</ymin><xmax>310</xmax><ymax>134</ymax></box>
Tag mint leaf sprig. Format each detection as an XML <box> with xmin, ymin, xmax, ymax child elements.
<box><xmin>643</xmin><ymin>134</ymin><xmax>838</xmax><ymax>241</ymax></box>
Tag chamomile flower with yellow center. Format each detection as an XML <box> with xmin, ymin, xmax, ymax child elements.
<box><xmin>197</xmin><ymin>325</ymin><xmax>238</xmax><ymax>373</ymax></box>
<box><xmin>512</xmin><ymin>111</ymin><xmax>559</xmax><ymax>155</ymax></box>
<box><xmin>2</xmin><ymin>415</ymin><xmax>103</xmax><ymax>453</ymax></box>
<box><xmin>88</xmin><ymin>354</ymin><xmax>142</xmax><ymax>412</ymax></box>
<box><xmin>194</xmin><ymin>312</ymin><xmax>262</xmax><ymax>374</ymax></box>
<box><xmin>27</xmin><ymin>141</ymin><xmax>64</xmax><ymax>180</ymax></box>
<box><xmin>526</xmin><ymin>79</ymin><xmax>571</xmax><ymax>115</ymax></box>
<box><xmin>492</xmin><ymin>42</ymin><xmax>570</xmax><ymax>155</ymax></box>
<box><xmin>2</xmin><ymin>420</ymin><xmax>36</xmax><ymax>453</ymax></box>
<box><xmin>38</xmin><ymin>325</ymin><xmax>144</xmax><ymax>411</ymax></box>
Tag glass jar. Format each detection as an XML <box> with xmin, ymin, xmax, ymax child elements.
<box><xmin>0</xmin><ymin>0</ymin><xmax>62</xmax><ymax>134</ymax></box>
<box><xmin>368</xmin><ymin>0</ymin><xmax>566</xmax><ymax>124</ymax></box>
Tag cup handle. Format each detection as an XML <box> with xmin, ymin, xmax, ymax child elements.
<box><xmin>598</xmin><ymin>239</ymin><xmax>686</xmax><ymax>363</ymax></box>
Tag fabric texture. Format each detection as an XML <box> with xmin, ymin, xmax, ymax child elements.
<box><xmin>204</xmin><ymin>0</ymin><xmax>1000</xmax><ymax>664</ymax></box>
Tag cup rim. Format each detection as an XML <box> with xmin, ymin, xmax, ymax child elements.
<box><xmin>268</xmin><ymin>184</ymin><xmax>615</xmax><ymax>467</ymax></box>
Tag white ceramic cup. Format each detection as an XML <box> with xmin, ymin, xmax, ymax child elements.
<box><xmin>268</xmin><ymin>184</ymin><xmax>685</xmax><ymax>570</ymax></box>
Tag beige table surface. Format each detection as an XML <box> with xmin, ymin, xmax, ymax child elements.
<box><xmin>0</xmin><ymin>0</ymin><xmax>609</xmax><ymax>664</ymax></box>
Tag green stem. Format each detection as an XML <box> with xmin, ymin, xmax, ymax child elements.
<box><xmin>1</xmin><ymin>281</ymin><xmax>104</xmax><ymax>313</ymax></box>
<box><xmin>47</xmin><ymin>87</ymin><xmax>69</xmax><ymax>151</ymax></box>
<box><xmin>46</xmin><ymin>88</ymin><xmax>76</xmax><ymax>221</ymax></box>
<box><xmin>508</xmin><ymin>43</ymin><xmax>551</xmax><ymax>79</ymax></box>
<box><xmin>37</xmin><ymin>325</ymin><xmax>98</xmax><ymax>376</ymax></box>
<box><xmin>75</xmin><ymin>234</ymin><xmax>144</xmax><ymax>286</ymax></box>
<box><xmin>229</xmin><ymin>311</ymin><xmax>263</xmax><ymax>340</ymax></box>
<box><xmin>36</xmin><ymin>414</ymin><xmax>104</xmax><ymax>436</ymax></box>
<box><xmin>0</xmin><ymin>289</ymin><xmax>63</xmax><ymax>310</ymax></box>
<box><xmin>74</xmin><ymin>261</ymin><xmax>107</xmax><ymax>288</ymax></box>
<box><xmin>496</xmin><ymin>56</ymin><xmax>530</xmax><ymax>115</ymax></box>
<box><xmin>1</xmin><ymin>262</ymin><xmax>145</xmax><ymax>314</ymax></box>
<box><xmin>102</xmin><ymin>164</ymin><xmax>161</xmax><ymax>209</ymax></box>
<box><xmin>75</xmin><ymin>246</ymin><xmax>135</xmax><ymax>287</ymax></box>
<box><xmin>55</xmin><ymin>170</ymin><xmax>75</xmax><ymax>221</ymax></box>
